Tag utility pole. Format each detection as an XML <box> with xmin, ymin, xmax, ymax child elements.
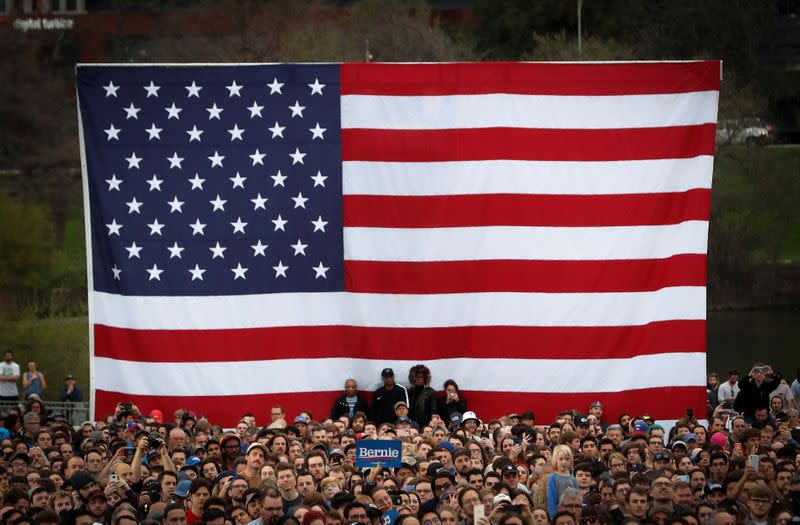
<box><xmin>577</xmin><ymin>0</ymin><xmax>583</xmax><ymax>58</ymax></box>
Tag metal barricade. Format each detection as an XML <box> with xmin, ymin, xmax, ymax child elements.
<box><xmin>0</xmin><ymin>400</ymin><xmax>91</xmax><ymax>427</ymax></box>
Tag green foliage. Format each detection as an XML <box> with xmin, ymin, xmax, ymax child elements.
<box><xmin>523</xmin><ymin>31</ymin><xmax>635</xmax><ymax>61</ymax></box>
<box><xmin>0</xmin><ymin>197</ymin><xmax>53</xmax><ymax>306</ymax></box>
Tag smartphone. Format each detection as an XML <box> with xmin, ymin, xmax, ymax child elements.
<box><xmin>748</xmin><ymin>455</ymin><xmax>759</xmax><ymax>470</ymax></box>
<box><xmin>474</xmin><ymin>504</ymin><xmax>485</xmax><ymax>523</ymax></box>
<box><xmin>733</xmin><ymin>443</ymin><xmax>742</xmax><ymax>455</ymax></box>
<box><xmin>109</xmin><ymin>473</ymin><xmax>118</xmax><ymax>482</ymax></box>
<box><xmin>677</xmin><ymin>475</ymin><xmax>690</xmax><ymax>483</ymax></box>
<box><xmin>724</xmin><ymin>401</ymin><xmax>734</xmax><ymax>410</ymax></box>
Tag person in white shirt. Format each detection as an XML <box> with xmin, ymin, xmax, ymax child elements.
<box><xmin>0</xmin><ymin>349</ymin><xmax>20</xmax><ymax>401</ymax></box>
<box><xmin>717</xmin><ymin>369</ymin><xmax>740</xmax><ymax>404</ymax></box>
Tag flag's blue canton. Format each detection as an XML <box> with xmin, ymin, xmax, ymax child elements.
<box><xmin>77</xmin><ymin>65</ymin><xmax>344</xmax><ymax>296</ymax></box>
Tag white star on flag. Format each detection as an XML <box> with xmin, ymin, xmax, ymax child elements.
<box><xmin>124</xmin><ymin>103</ymin><xmax>141</xmax><ymax>119</ymax></box>
<box><xmin>147</xmin><ymin>264</ymin><xmax>163</xmax><ymax>281</ymax></box>
<box><xmin>289</xmin><ymin>148</ymin><xmax>306</xmax><ymax>165</ymax></box>
<box><xmin>251</xmin><ymin>239</ymin><xmax>268</xmax><ymax>256</ymax></box>
<box><xmin>144</xmin><ymin>81</ymin><xmax>160</xmax><ymax>98</ymax></box>
<box><xmin>271</xmin><ymin>170</ymin><xmax>287</xmax><ymax>187</ymax></box>
<box><xmin>187</xmin><ymin>125</ymin><xmax>204</xmax><ymax>142</ymax></box>
<box><xmin>167</xmin><ymin>152</ymin><xmax>184</xmax><ymax>169</ymax></box>
<box><xmin>104</xmin><ymin>124</ymin><xmax>121</xmax><ymax>141</ymax></box>
<box><xmin>311</xmin><ymin>216</ymin><xmax>328</xmax><ymax>232</ymax></box>
<box><xmin>247</xmin><ymin>101</ymin><xmax>264</xmax><ymax>118</ymax></box>
<box><xmin>125</xmin><ymin>197</ymin><xmax>143</xmax><ymax>214</ymax></box>
<box><xmin>291</xmin><ymin>238</ymin><xmax>308</xmax><ymax>256</ymax></box>
<box><xmin>125</xmin><ymin>241</ymin><xmax>142</xmax><ymax>259</ymax></box>
<box><xmin>188</xmin><ymin>174</ymin><xmax>205</xmax><ymax>190</ymax></box>
<box><xmin>292</xmin><ymin>192</ymin><xmax>308</xmax><ymax>208</ymax></box>
<box><xmin>230</xmin><ymin>217</ymin><xmax>248</xmax><ymax>234</ymax></box>
<box><xmin>229</xmin><ymin>172</ymin><xmax>246</xmax><ymax>189</ymax></box>
<box><xmin>269</xmin><ymin>121</ymin><xmax>285</xmax><ymax>138</ymax></box>
<box><xmin>231</xmin><ymin>263</ymin><xmax>248</xmax><ymax>280</ymax></box>
<box><xmin>268</xmin><ymin>78</ymin><xmax>284</xmax><ymax>94</ymax></box>
<box><xmin>190</xmin><ymin>219</ymin><xmax>206</xmax><ymax>236</ymax></box>
<box><xmin>146</xmin><ymin>175</ymin><xmax>163</xmax><ymax>191</ymax></box>
<box><xmin>106</xmin><ymin>174</ymin><xmax>123</xmax><ymax>191</ymax></box>
<box><xmin>311</xmin><ymin>171</ymin><xmax>327</xmax><ymax>187</ymax></box>
<box><xmin>251</xmin><ymin>194</ymin><xmax>268</xmax><ymax>210</ymax></box>
<box><xmin>309</xmin><ymin>123</ymin><xmax>326</xmax><ymax>140</ymax></box>
<box><xmin>273</xmin><ymin>260</ymin><xmax>289</xmax><ymax>278</ymax></box>
<box><xmin>146</xmin><ymin>124</ymin><xmax>163</xmax><ymax>140</ymax></box>
<box><xmin>272</xmin><ymin>214</ymin><xmax>288</xmax><ymax>231</ymax></box>
<box><xmin>313</xmin><ymin>262</ymin><xmax>329</xmax><ymax>279</ymax></box>
<box><xmin>147</xmin><ymin>218</ymin><xmax>165</xmax><ymax>236</ymax></box>
<box><xmin>112</xmin><ymin>265</ymin><xmax>122</xmax><ymax>280</ymax></box>
<box><xmin>165</xmin><ymin>102</ymin><xmax>182</xmax><ymax>119</ymax></box>
<box><xmin>226</xmin><ymin>80</ymin><xmax>243</xmax><ymax>97</ymax></box>
<box><xmin>208</xmin><ymin>150</ymin><xmax>225</xmax><ymax>167</ymax></box>
<box><xmin>185</xmin><ymin>81</ymin><xmax>202</xmax><ymax>97</ymax></box>
<box><xmin>167</xmin><ymin>196</ymin><xmax>185</xmax><ymax>213</ymax></box>
<box><xmin>189</xmin><ymin>264</ymin><xmax>206</xmax><ymax>281</ymax></box>
<box><xmin>125</xmin><ymin>152</ymin><xmax>142</xmax><ymax>169</ymax></box>
<box><xmin>206</xmin><ymin>103</ymin><xmax>223</xmax><ymax>119</ymax></box>
<box><xmin>103</xmin><ymin>81</ymin><xmax>119</xmax><ymax>97</ymax></box>
<box><xmin>106</xmin><ymin>219</ymin><xmax>123</xmax><ymax>236</ymax></box>
<box><xmin>167</xmin><ymin>242</ymin><xmax>184</xmax><ymax>259</ymax></box>
<box><xmin>308</xmin><ymin>78</ymin><xmax>325</xmax><ymax>95</ymax></box>
<box><xmin>228</xmin><ymin>124</ymin><xmax>245</xmax><ymax>141</ymax></box>
<box><xmin>210</xmin><ymin>242</ymin><xmax>227</xmax><ymax>259</ymax></box>
<box><xmin>289</xmin><ymin>100</ymin><xmax>306</xmax><ymax>118</ymax></box>
<box><xmin>249</xmin><ymin>149</ymin><xmax>266</xmax><ymax>166</ymax></box>
<box><xmin>210</xmin><ymin>195</ymin><xmax>227</xmax><ymax>212</ymax></box>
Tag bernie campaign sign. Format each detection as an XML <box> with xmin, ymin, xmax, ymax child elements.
<box><xmin>355</xmin><ymin>440</ymin><xmax>402</xmax><ymax>468</ymax></box>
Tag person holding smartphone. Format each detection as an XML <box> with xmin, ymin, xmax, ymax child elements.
<box><xmin>437</xmin><ymin>379</ymin><xmax>467</xmax><ymax>421</ymax></box>
<box><xmin>737</xmin><ymin>362</ymin><xmax>781</xmax><ymax>422</ymax></box>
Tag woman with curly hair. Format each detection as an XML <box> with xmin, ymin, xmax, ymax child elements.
<box><xmin>408</xmin><ymin>364</ymin><xmax>437</xmax><ymax>426</ymax></box>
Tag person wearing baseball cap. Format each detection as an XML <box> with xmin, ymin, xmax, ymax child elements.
<box><xmin>373</xmin><ymin>367</ymin><xmax>409</xmax><ymax>425</ymax></box>
<box><xmin>243</xmin><ymin>443</ymin><xmax>268</xmax><ymax>487</ymax></box>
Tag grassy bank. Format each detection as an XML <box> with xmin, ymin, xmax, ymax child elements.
<box><xmin>0</xmin><ymin>316</ymin><xmax>90</xmax><ymax>401</ymax></box>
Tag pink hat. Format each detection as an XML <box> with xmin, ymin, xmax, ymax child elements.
<box><xmin>709</xmin><ymin>431</ymin><xmax>729</xmax><ymax>449</ymax></box>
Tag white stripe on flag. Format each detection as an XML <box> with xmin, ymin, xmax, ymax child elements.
<box><xmin>94</xmin><ymin>352</ymin><xmax>707</xmax><ymax>396</ymax></box>
<box><xmin>91</xmin><ymin>287</ymin><xmax>705</xmax><ymax>330</ymax></box>
<box><xmin>343</xmin><ymin>157</ymin><xmax>714</xmax><ymax>196</ymax></box>
<box><xmin>341</xmin><ymin>92</ymin><xmax>720</xmax><ymax>130</ymax></box>
<box><xmin>344</xmin><ymin>222</ymin><xmax>709</xmax><ymax>261</ymax></box>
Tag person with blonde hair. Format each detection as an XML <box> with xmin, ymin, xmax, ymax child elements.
<box><xmin>546</xmin><ymin>445</ymin><xmax>578</xmax><ymax>517</ymax></box>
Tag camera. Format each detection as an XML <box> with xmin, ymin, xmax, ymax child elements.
<box><xmin>119</xmin><ymin>402</ymin><xmax>132</xmax><ymax>417</ymax></box>
<box><xmin>149</xmin><ymin>432</ymin><xmax>164</xmax><ymax>450</ymax></box>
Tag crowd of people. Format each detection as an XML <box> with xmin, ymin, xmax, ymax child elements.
<box><xmin>0</xmin><ymin>362</ymin><xmax>798</xmax><ymax>525</ymax></box>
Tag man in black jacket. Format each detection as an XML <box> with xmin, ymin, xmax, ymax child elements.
<box><xmin>331</xmin><ymin>378</ymin><xmax>371</xmax><ymax>420</ymax></box>
<box><xmin>372</xmin><ymin>368</ymin><xmax>409</xmax><ymax>425</ymax></box>
<box><xmin>736</xmin><ymin>362</ymin><xmax>781</xmax><ymax>422</ymax></box>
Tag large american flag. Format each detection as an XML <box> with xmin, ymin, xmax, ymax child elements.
<box><xmin>76</xmin><ymin>62</ymin><xmax>719</xmax><ymax>427</ymax></box>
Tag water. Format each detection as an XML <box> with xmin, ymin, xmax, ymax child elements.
<box><xmin>707</xmin><ymin>309</ymin><xmax>800</xmax><ymax>379</ymax></box>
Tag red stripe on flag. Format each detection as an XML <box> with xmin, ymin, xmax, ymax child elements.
<box><xmin>94</xmin><ymin>320</ymin><xmax>704</xmax><ymax>363</ymax></box>
<box><xmin>344</xmin><ymin>255</ymin><xmax>707</xmax><ymax>294</ymax></box>
<box><xmin>341</xmin><ymin>62</ymin><xmax>721</xmax><ymax>96</ymax></box>
<box><xmin>344</xmin><ymin>190</ymin><xmax>711</xmax><ymax>228</ymax></box>
<box><xmin>342</xmin><ymin>125</ymin><xmax>716</xmax><ymax>162</ymax></box>
<box><xmin>95</xmin><ymin>386</ymin><xmax>707</xmax><ymax>428</ymax></box>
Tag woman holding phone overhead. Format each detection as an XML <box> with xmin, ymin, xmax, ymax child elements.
<box><xmin>437</xmin><ymin>379</ymin><xmax>467</xmax><ymax>421</ymax></box>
